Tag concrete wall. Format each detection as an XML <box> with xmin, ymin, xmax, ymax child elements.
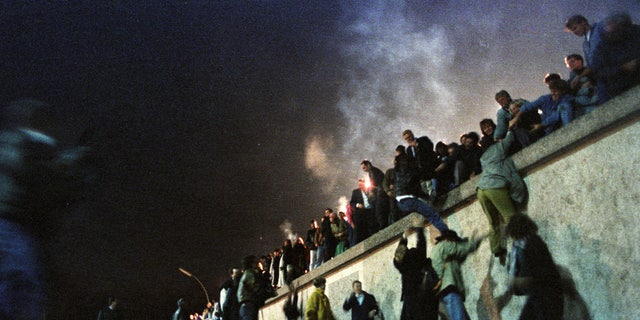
<box><xmin>260</xmin><ymin>86</ymin><xmax>640</xmax><ymax>320</ymax></box>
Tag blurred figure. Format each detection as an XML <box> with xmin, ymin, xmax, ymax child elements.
<box><xmin>342</xmin><ymin>280</ymin><xmax>380</xmax><ymax>320</ymax></box>
<box><xmin>493</xmin><ymin>90</ymin><xmax>514</xmax><ymax>141</ymax></box>
<box><xmin>402</xmin><ymin>130</ymin><xmax>439</xmax><ymax>202</ymax></box>
<box><xmin>394</xmin><ymin>153</ymin><xmax>449</xmax><ymax>233</ymax></box>
<box><xmin>306</xmin><ymin>219</ymin><xmax>319</xmax><ymax>271</ymax></box>
<box><xmin>508</xmin><ymin>99</ymin><xmax>542</xmax><ymax>150</ymax></box>
<box><xmin>350</xmin><ymin>181</ymin><xmax>373</xmax><ymax>245</ymax></box>
<box><xmin>292</xmin><ymin>236</ymin><xmax>307</xmax><ymax>277</ymax></box>
<box><xmin>507</xmin><ymin>214</ymin><xmax>563</xmax><ymax>320</ymax></box>
<box><xmin>509</xmin><ymin>80</ymin><xmax>574</xmax><ymax>137</ymax></box>
<box><xmin>0</xmin><ymin>99</ymin><xmax>94</xmax><ymax>319</ymax></box>
<box><xmin>305</xmin><ymin>277</ymin><xmax>336</xmax><ymax>320</ymax></box>
<box><xmin>97</xmin><ymin>296</ymin><xmax>123</xmax><ymax>320</ymax></box>
<box><xmin>451</xmin><ymin>132</ymin><xmax>482</xmax><ymax>186</ymax></box>
<box><xmin>173</xmin><ymin>298</ymin><xmax>189</xmax><ymax>320</ymax></box>
<box><xmin>360</xmin><ymin>160</ymin><xmax>389</xmax><ymax>232</ymax></box>
<box><xmin>283</xmin><ymin>284</ymin><xmax>301</xmax><ymax>320</ymax></box>
<box><xmin>238</xmin><ymin>255</ymin><xmax>274</xmax><ymax>320</ymax></box>
<box><xmin>393</xmin><ymin>220</ymin><xmax>438</xmax><ymax>320</ymax></box>
<box><xmin>431</xmin><ymin>230</ymin><xmax>487</xmax><ymax>320</ymax></box>
<box><xmin>330</xmin><ymin>211</ymin><xmax>349</xmax><ymax>256</ymax></box>
<box><xmin>565</xmin><ymin>53</ymin><xmax>598</xmax><ymax>116</ymax></box>
<box><xmin>477</xmin><ymin>131</ymin><xmax>528</xmax><ymax>265</ymax></box>
<box><xmin>219</xmin><ymin>267</ymin><xmax>242</xmax><ymax>320</ymax></box>
<box><xmin>565</xmin><ymin>13</ymin><xmax>640</xmax><ymax>104</ymax></box>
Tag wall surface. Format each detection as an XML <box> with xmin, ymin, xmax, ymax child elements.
<box><xmin>260</xmin><ymin>86</ymin><xmax>640</xmax><ymax>320</ymax></box>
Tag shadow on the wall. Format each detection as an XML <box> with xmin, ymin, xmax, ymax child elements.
<box><xmin>558</xmin><ymin>265</ymin><xmax>592</xmax><ymax>320</ymax></box>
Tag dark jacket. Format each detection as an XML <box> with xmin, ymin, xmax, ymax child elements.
<box><xmin>394</xmin><ymin>154</ymin><xmax>422</xmax><ymax>198</ymax></box>
<box><xmin>407</xmin><ymin>136</ymin><xmax>438</xmax><ymax>180</ymax></box>
<box><xmin>342</xmin><ymin>291</ymin><xmax>379</xmax><ymax>320</ymax></box>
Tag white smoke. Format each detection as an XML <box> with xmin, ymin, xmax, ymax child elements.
<box><xmin>279</xmin><ymin>219</ymin><xmax>297</xmax><ymax>242</ymax></box>
<box><xmin>304</xmin><ymin>0</ymin><xmax>459</xmax><ymax>203</ymax></box>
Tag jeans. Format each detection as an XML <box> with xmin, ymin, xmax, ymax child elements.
<box><xmin>314</xmin><ymin>243</ymin><xmax>326</xmax><ymax>269</ymax></box>
<box><xmin>397</xmin><ymin>197</ymin><xmax>449</xmax><ymax>232</ymax></box>
<box><xmin>308</xmin><ymin>249</ymin><xmax>318</xmax><ymax>271</ymax></box>
<box><xmin>441</xmin><ymin>291</ymin><xmax>470</xmax><ymax>320</ymax></box>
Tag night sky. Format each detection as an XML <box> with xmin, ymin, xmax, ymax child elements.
<box><xmin>1</xmin><ymin>1</ymin><xmax>638</xmax><ymax>319</ymax></box>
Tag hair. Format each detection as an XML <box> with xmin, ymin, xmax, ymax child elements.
<box><xmin>352</xmin><ymin>280</ymin><xmax>362</xmax><ymax>287</ymax></box>
<box><xmin>360</xmin><ymin>160</ymin><xmax>372</xmax><ymax>166</ymax></box>
<box><xmin>565</xmin><ymin>15</ymin><xmax>588</xmax><ymax>29</ymax></box>
<box><xmin>565</xmin><ymin>53</ymin><xmax>583</xmax><ymax>62</ymax></box>
<box><xmin>241</xmin><ymin>255</ymin><xmax>258</xmax><ymax>270</ymax></box>
<box><xmin>435</xmin><ymin>141</ymin><xmax>447</xmax><ymax>153</ymax></box>
<box><xmin>510</xmin><ymin>98</ymin><xmax>527</xmax><ymax>109</ymax></box>
<box><xmin>402</xmin><ymin>129</ymin><xmax>414</xmax><ymax>138</ymax></box>
<box><xmin>310</xmin><ymin>219</ymin><xmax>317</xmax><ymax>224</ymax></box>
<box><xmin>325</xmin><ymin>208</ymin><xmax>333</xmax><ymax>213</ymax></box>
<box><xmin>505</xmin><ymin>214</ymin><xmax>539</xmax><ymax>239</ymax></box>
<box><xmin>494</xmin><ymin>90</ymin><xmax>511</xmax><ymax>101</ymax></box>
<box><xmin>395</xmin><ymin>145</ymin><xmax>406</xmax><ymax>154</ymax></box>
<box><xmin>548</xmin><ymin>79</ymin><xmax>569</xmax><ymax>92</ymax></box>
<box><xmin>466</xmin><ymin>131</ymin><xmax>480</xmax><ymax>144</ymax></box>
<box><xmin>544</xmin><ymin>73</ymin><xmax>562</xmax><ymax>84</ymax></box>
<box><xmin>228</xmin><ymin>267</ymin><xmax>240</xmax><ymax>275</ymax></box>
<box><xmin>479</xmin><ymin>118</ymin><xmax>496</xmax><ymax>130</ymax></box>
<box><xmin>313</xmin><ymin>277</ymin><xmax>327</xmax><ymax>288</ymax></box>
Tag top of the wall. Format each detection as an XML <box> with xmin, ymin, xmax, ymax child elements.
<box><xmin>438</xmin><ymin>85</ymin><xmax>640</xmax><ymax>216</ymax></box>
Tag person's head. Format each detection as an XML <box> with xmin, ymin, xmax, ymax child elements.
<box><xmin>447</xmin><ymin>143</ymin><xmax>458</xmax><ymax>156</ymax></box>
<box><xmin>604</xmin><ymin>13</ymin><xmax>633</xmax><ymax>42</ymax></box>
<box><xmin>296</xmin><ymin>236</ymin><xmax>305</xmax><ymax>245</ymax></box>
<box><xmin>565</xmin><ymin>15</ymin><xmax>590</xmax><ymax>36</ymax></box>
<box><xmin>352</xmin><ymin>280</ymin><xmax>363</xmax><ymax>294</ymax></box>
<box><xmin>459</xmin><ymin>132</ymin><xmax>468</xmax><ymax>144</ymax></box>
<box><xmin>283</xmin><ymin>239</ymin><xmax>292</xmax><ymax>248</ymax></box>
<box><xmin>230</xmin><ymin>267</ymin><xmax>242</xmax><ymax>279</ymax></box>
<box><xmin>464</xmin><ymin>132</ymin><xmax>480</xmax><ymax>149</ymax></box>
<box><xmin>241</xmin><ymin>255</ymin><xmax>259</xmax><ymax>271</ymax></box>
<box><xmin>435</xmin><ymin>141</ymin><xmax>448</xmax><ymax>156</ymax></box>
<box><xmin>509</xmin><ymin>99</ymin><xmax>527</xmax><ymax>116</ymax></box>
<box><xmin>324</xmin><ymin>208</ymin><xmax>333</xmax><ymax>216</ymax></box>
<box><xmin>479</xmin><ymin>118</ymin><xmax>496</xmax><ymax>137</ymax></box>
<box><xmin>395</xmin><ymin>144</ymin><xmax>406</xmax><ymax>155</ymax></box>
<box><xmin>360</xmin><ymin>160</ymin><xmax>372</xmax><ymax>172</ymax></box>
<box><xmin>108</xmin><ymin>297</ymin><xmax>118</xmax><ymax>308</ymax></box>
<box><xmin>313</xmin><ymin>277</ymin><xmax>327</xmax><ymax>289</ymax></box>
<box><xmin>564</xmin><ymin>54</ymin><xmax>584</xmax><ymax>71</ymax></box>
<box><xmin>544</xmin><ymin>73</ymin><xmax>562</xmax><ymax>85</ymax></box>
<box><xmin>548</xmin><ymin>79</ymin><xmax>569</xmax><ymax>100</ymax></box>
<box><xmin>435</xmin><ymin>230</ymin><xmax>462</xmax><ymax>244</ymax></box>
<box><xmin>310</xmin><ymin>219</ymin><xmax>318</xmax><ymax>228</ymax></box>
<box><xmin>402</xmin><ymin>129</ymin><xmax>417</xmax><ymax>146</ymax></box>
<box><xmin>339</xmin><ymin>211</ymin><xmax>346</xmax><ymax>219</ymax></box>
<box><xmin>495</xmin><ymin>90</ymin><xmax>512</xmax><ymax>108</ymax></box>
<box><xmin>505</xmin><ymin>214</ymin><xmax>538</xmax><ymax>240</ymax></box>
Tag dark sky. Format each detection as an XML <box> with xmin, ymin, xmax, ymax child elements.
<box><xmin>1</xmin><ymin>1</ymin><xmax>638</xmax><ymax>319</ymax></box>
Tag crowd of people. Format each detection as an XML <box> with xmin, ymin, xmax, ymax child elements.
<box><xmin>169</xmin><ymin>12</ymin><xmax>639</xmax><ymax>320</ymax></box>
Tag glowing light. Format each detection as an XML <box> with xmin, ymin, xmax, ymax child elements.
<box><xmin>364</xmin><ymin>177</ymin><xmax>372</xmax><ymax>190</ymax></box>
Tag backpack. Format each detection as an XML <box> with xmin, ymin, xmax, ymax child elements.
<box><xmin>420</xmin><ymin>258</ymin><xmax>442</xmax><ymax>293</ymax></box>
